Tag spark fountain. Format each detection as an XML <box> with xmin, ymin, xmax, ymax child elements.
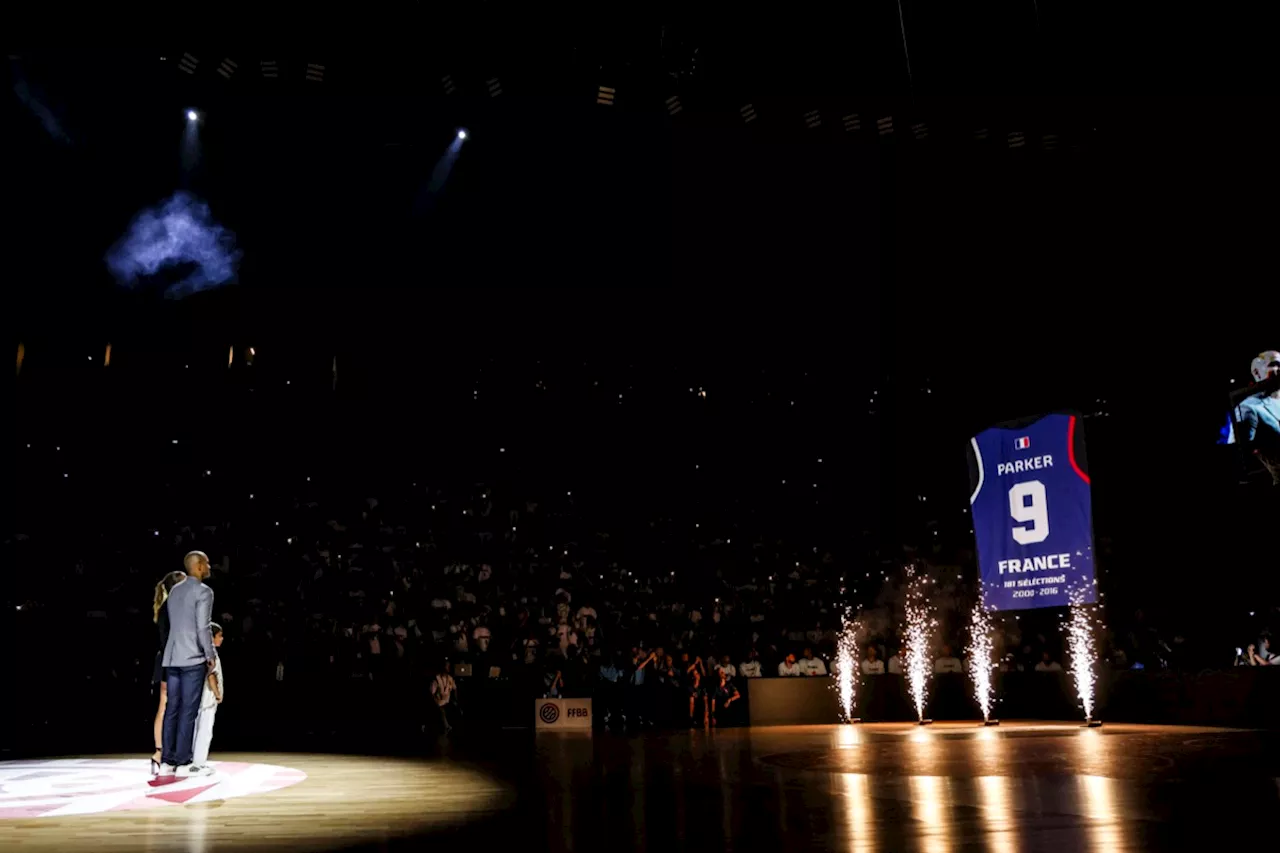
<box><xmin>1066</xmin><ymin>585</ymin><xmax>1102</xmax><ymax>726</ymax></box>
<box><xmin>901</xmin><ymin>566</ymin><xmax>936</xmax><ymax>724</ymax></box>
<box><xmin>834</xmin><ymin>612</ymin><xmax>860</xmax><ymax>723</ymax></box>
<box><xmin>968</xmin><ymin>600</ymin><xmax>998</xmax><ymax>725</ymax></box>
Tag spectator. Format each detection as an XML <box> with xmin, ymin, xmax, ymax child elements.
<box><xmin>739</xmin><ymin>649</ymin><xmax>763</xmax><ymax>679</ymax></box>
<box><xmin>887</xmin><ymin>649</ymin><xmax>903</xmax><ymax>675</ymax></box>
<box><xmin>1250</xmin><ymin>635</ymin><xmax>1276</xmax><ymax>666</ymax></box>
<box><xmin>598</xmin><ymin>654</ymin><xmax>624</xmax><ymax>727</ymax></box>
<box><xmin>714</xmin><ymin>654</ymin><xmax>737</xmax><ymax>680</ymax></box>
<box><xmin>1034</xmin><ymin>651</ymin><xmax>1063</xmax><ymax>672</ymax></box>
<box><xmin>429</xmin><ymin>662</ymin><xmax>458</xmax><ymax>735</ymax></box>
<box><xmin>710</xmin><ymin>668</ymin><xmax>740</xmax><ymax>726</ymax></box>
<box><xmin>778</xmin><ymin>653</ymin><xmax>802</xmax><ymax>677</ymax></box>
<box><xmin>934</xmin><ymin>644</ymin><xmax>963</xmax><ymax>674</ymax></box>
<box><xmin>797</xmin><ymin>647</ymin><xmax>828</xmax><ymax>677</ymax></box>
<box><xmin>860</xmin><ymin>645</ymin><xmax>885</xmax><ymax>675</ymax></box>
<box><xmin>683</xmin><ymin>654</ymin><xmax>707</xmax><ymax>726</ymax></box>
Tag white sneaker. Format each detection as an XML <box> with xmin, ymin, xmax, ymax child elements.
<box><xmin>187</xmin><ymin>765</ymin><xmax>215</xmax><ymax>777</ymax></box>
<box><xmin>176</xmin><ymin>765</ymin><xmax>196</xmax><ymax>777</ymax></box>
<box><xmin>159</xmin><ymin>763</ymin><xmax>177</xmax><ymax>776</ymax></box>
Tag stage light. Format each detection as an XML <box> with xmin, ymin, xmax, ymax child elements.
<box><xmin>187</xmin><ymin>110</ymin><xmax>198</xmax><ymax>122</ymax></box>
<box><xmin>457</xmin><ymin>129</ymin><xmax>468</xmax><ymax>140</ymax></box>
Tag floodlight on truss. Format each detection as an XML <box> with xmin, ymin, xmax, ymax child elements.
<box><xmin>1041</xmin><ymin>132</ymin><xmax>1059</xmax><ymax>152</ymax></box>
<box><xmin>876</xmin><ymin>116</ymin><xmax>894</xmax><ymax>136</ymax></box>
<box><xmin>842</xmin><ymin>113</ymin><xmax>861</xmax><ymax>132</ymax></box>
<box><xmin>1007</xmin><ymin>131</ymin><xmax>1026</xmax><ymax>149</ymax></box>
<box><xmin>973</xmin><ymin>127</ymin><xmax>990</xmax><ymax>141</ymax></box>
<box><xmin>487</xmin><ymin>77</ymin><xmax>502</xmax><ymax>97</ymax></box>
<box><xmin>442</xmin><ymin>74</ymin><xmax>457</xmax><ymax>95</ymax></box>
<box><xmin>305</xmin><ymin>63</ymin><xmax>324</xmax><ymax>83</ymax></box>
<box><xmin>912</xmin><ymin>122</ymin><xmax>928</xmax><ymax>140</ymax></box>
<box><xmin>260</xmin><ymin>60</ymin><xmax>278</xmax><ymax>79</ymax></box>
<box><xmin>178</xmin><ymin>53</ymin><xmax>199</xmax><ymax>75</ymax></box>
<box><xmin>740</xmin><ymin>103</ymin><xmax>757</xmax><ymax>124</ymax></box>
<box><xmin>803</xmin><ymin>109</ymin><xmax>821</xmax><ymax>129</ymax></box>
<box><xmin>597</xmin><ymin>85</ymin><xmax>615</xmax><ymax>106</ymax></box>
<box><xmin>217</xmin><ymin>58</ymin><xmax>238</xmax><ymax>80</ymax></box>
<box><xmin>665</xmin><ymin>95</ymin><xmax>682</xmax><ymax>116</ymax></box>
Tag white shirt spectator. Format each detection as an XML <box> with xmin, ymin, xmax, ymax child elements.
<box><xmin>798</xmin><ymin>656</ymin><xmax>828</xmax><ymax>676</ymax></box>
<box><xmin>778</xmin><ymin>659</ymin><xmax>802</xmax><ymax>677</ymax></box>
<box><xmin>935</xmin><ymin>656</ymin><xmax>963</xmax><ymax>674</ymax></box>
<box><xmin>715</xmin><ymin>661</ymin><xmax>737</xmax><ymax>679</ymax></box>
<box><xmin>860</xmin><ymin>658</ymin><xmax>885</xmax><ymax>675</ymax></box>
<box><xmin>1035</xmin><ymin>660</ymin><xmax>1063</xmax><ymax>672</ymax></box>
<box><xmin>739</xmin><ymin>659</ymin><xmax>763</xmax><ymax>678</ymax></box>
<box><xmin>887</xmin><ymin>655</ymin><xmax>903</xmax><ymax>674</ymax></box>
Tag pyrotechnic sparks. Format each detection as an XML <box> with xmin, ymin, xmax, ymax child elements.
<box><xmin>1066</xmin><ymin>585</ymin><xmax>1098</xmax><ymax>722</ymax></box>
<box><xmin>901</xmin><ymin>566</ymin><xmax>936</xmax><ymax>722</ymax></box>
<box><xmin>835</xmin><ymin>613</ymin><xmax>859</xmax><ymax>722</ymax></box>
<box><xmin>968</xmin><ymin>600</ymin><xmax>996</xmax><ymax>722</ymax></box>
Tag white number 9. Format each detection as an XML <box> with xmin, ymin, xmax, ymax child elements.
<box><xmin>1008</xmin><ymin>480</ymin><xmax>1049</xmax><ymax>545</ymax></box>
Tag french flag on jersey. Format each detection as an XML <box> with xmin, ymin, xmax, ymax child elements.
<box><xmin>1014</xmin><ymin>436</ymin><xmax>1031</xmax><ymax>450</ymax></box>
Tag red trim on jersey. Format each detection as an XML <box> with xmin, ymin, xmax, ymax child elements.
<box><xmin>1067</xmin><ymin>416</ymin><xmax>1090</xmax><ymax>485</ymax></box>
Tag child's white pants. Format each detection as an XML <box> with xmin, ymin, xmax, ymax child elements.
<box><xmin>192</xmin><ymin>704</ymin><xmax>217</xmax><ymax>765</ymax></box>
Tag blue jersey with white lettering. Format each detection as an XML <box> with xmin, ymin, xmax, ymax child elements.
<box><xmin>968</xmin><ymin>413</ymin><xmax>1096</xmax><ymax>611</ymax></box>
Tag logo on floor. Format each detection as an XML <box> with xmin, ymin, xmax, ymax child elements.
<box><xmin>0</xmin><ymin>759</ymin><xmax>308</xmax><ymax>818</ymax></box>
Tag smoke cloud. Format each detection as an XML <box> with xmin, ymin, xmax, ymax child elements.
<box><xmin>105</xmin><ymin>192</ymin><xmax>241</xmax><ymax>298</ymax></box>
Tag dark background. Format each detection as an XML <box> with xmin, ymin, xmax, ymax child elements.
<box><xmin>4</xmin><ymin>2</ymin><xmax>1276</xmax><ymax>699</ymax></box>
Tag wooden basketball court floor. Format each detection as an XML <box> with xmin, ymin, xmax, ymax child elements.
<box><xmin>2</xmin><ymin>722</ymin><xmax>1277</xmax><ymax>852</ymax></box>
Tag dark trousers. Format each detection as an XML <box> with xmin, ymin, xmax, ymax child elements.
<box><xmin>162</xmin><ymin>664</ymin><xmax>206</xmax><ymax>766</ymax></box>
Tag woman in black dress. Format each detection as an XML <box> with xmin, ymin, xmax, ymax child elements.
<box><xmin>151</xmin><ymin>571</ymin><xmax>187</xmax><ymax>774</ymax></box>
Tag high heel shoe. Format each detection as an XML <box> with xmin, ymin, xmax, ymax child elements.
<box><xmin>150</xmin><ymin>751</ymin><xmax>162</xmax><ymax>776</ymax></box>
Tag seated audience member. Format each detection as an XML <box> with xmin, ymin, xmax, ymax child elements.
<box><xmin>887</xmin><ymin>649</ymin><xmax>903</xmax><ymax>675</ymax></box>
<box><xmin>715</xmin><ymin>654</ymin><xmax>737</xmax><ymax>679</ymax></box>
<box><xmin>934</xmin><ymin>644</ymin><xmax>963</xmax><ymax>674</ymax></box>
<box><xmin>798</xmin><ymin>647</ymin><xmax>828</xmax><ymax>676</ymax></box>
<box><xmin>860</xmin><ymin>645</ymin><xmax>885</xmax><ymax>675</ymax></box>
<box><xmin>1034</xmin><ymin>651</ymin><xmax>1063</xmax><ymax>672</ymax></box>
<box><xmin>778</xmin><ymin>653</ymin><xmax>802</xmax><ymax>677</ymax></box>
<box><xmin>738</xmin><ymin>650</ymin><xmax>763</xmax><ymax>679</ymax></box>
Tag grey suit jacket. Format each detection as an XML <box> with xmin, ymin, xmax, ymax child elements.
<box><xmin>162</xmin><ymin>577</ymin><xmax>216</xmax><ymax>669</ymax></box>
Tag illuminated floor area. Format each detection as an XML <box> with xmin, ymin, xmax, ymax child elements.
<box><xmin>0</xmin><ymin>753</ymin><xmax>511</xmax><ymax>852</ymax></box>
<box><xmin>3</xmin><ymin>723</ymin><xmax>1278</xmax><ymax>851</ymax></box>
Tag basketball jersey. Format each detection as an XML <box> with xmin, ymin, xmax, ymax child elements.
<box><xmin>968</xmin><ymin>413</ymin><xmax>1096</xmax><ymax>611</ymax></box>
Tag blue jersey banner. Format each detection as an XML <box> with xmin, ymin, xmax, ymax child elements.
<box><xmin>967</xmin><ymin>412</ymin><xmax>1096</xmax><ymax>611</ymax></box>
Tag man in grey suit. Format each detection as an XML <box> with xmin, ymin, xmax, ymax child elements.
<box><xmin>159</xmin><ymin>551</ymin><xmax>216</xmax><ymax>778</ymax></box>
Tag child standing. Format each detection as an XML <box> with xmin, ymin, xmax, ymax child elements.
<box><xmin>190</xmin><ymin>622</ymin><xmax>224</xmax><ymax>774</ymax></box>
